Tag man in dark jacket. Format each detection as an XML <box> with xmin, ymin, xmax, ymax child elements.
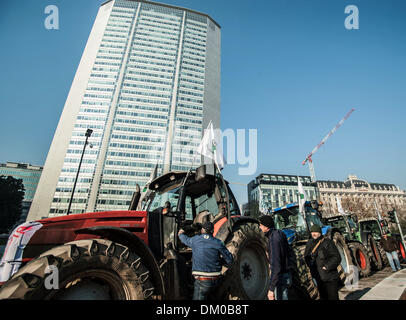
<box><xmin>380</xmin><ymin>233</ymin><xmax>402</xmax><ymax>272</ymax></box>
<box><xmin>178</xmin><ymin>221</ymin><xmax>233</xmax><ymax>300</ymax></box>
<box><xmin>304</xmin><ymin>225</ymin><xmax>341</xmax><ymax>300</ymax></box>
<box><xmin>259</xmin><ymin>215</ymin><xmax>292</xmax><ymax>300</ymax></box>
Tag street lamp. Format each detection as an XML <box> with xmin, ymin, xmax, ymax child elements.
<box><xmin>67</xmin><ymin>128</ymin><xmax>93</xmax><ymax>215</ymax></box>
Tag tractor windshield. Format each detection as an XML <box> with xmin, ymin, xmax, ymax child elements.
<box><xmin>327</xmin><ymin>217</ymin><xmax>346</xmax><ymax>232</ymax></box>
<box><xmin>148</xmin><ymin>186</ymin><xmax>181</xmax><ymax>213</ymax></box>
<box><xmin>273</xmin><ymin>206</ymin><xmax>308</xmax><ymax>239</ymax></box>
<box><xmin>273</xmin><ymin>204</ymin><xmax>326</xmax><ymax>241</ymax></box>
<box><xmin>305</xmin><ymin>206</ymin><xmax>324</xmax><ymax>228</ymax></box>
<box><xmin>144</xmin><ymin>175</ymin><xmax>220</xmax><ymax>221</ymax></box>
<box><xmin>360</xmin><ymin>220</ymin><xmax>381</xmax><ymax>239</ymax></box>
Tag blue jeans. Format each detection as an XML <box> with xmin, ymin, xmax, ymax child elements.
<box><xmin>193</xmin><ymin>279</ymin><xmax>218</xmax><ymax>300</ymax></box>
<box><xmin>386</xmin><ymin>251</ymin><xmax>401</xmax><ymax>271</ymax></box>
<box><xmin>274</xmin><ymin>272</ymin><xmax>291</xmax><ymax>300</ymax></box>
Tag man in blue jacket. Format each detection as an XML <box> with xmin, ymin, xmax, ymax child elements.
<box><xmin>259</xmin><ymin>215</ymin><xmax>292</xmax><ymax>300</ymax></box>
<box><xmin>178</xmin><ymin>221</ymin><xmax>234</xmax><ymax>300</ymax></box>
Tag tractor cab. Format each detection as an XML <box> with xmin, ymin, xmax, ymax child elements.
<box><xmin>359</xmin><ymin>218</ymin><xmax>390</xmax><ymax>241</ymax></box>
<box><xmin>325</xmin><ymin>214</ymin><xmax>359</xmax><ymax>241</ymax></box>
<box><xmin>140</xmin><ymin>164</ymin><xmax>240</xmax><ymax>261</ymax></box>
<box><xmin>271</xmin><ymin>200</ymin><xmax>330</xmax><ymax>244</ymax></box>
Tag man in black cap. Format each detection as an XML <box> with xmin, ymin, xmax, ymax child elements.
<box><xmin>259</xmin><ymin>215</ymin><xmax>292</xmax><ymax>300</ymax></box>
<box><xmin>178</xmin><ymin>221</ymin><xmax>233</xmax><ymax>300</ymax></box>
<box><xmin>304</xmin><ymin>224</ymin><xmax>341</xmax><ymax>300</ymax></box>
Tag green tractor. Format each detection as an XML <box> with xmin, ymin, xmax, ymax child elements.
<box><xmin>358</xmin><ymin>217</ymin><xmax>406</xmax><ymax>266</ymax></box>
<box><xmin>324</xmin><ymin>214</ymin><xmax>383</xmax><ymax>276</ymax></box>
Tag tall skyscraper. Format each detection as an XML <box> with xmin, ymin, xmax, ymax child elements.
<box><xmin>28</xmin><ymin>0</ymin><xmax>220</xmax><ymax>220</ymax></box>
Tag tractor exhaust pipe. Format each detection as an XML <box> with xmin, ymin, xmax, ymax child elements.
<box><xmin>129</xmin><ymin>184</ymin><xmax>141</xmax><ymax>210</ymax></box>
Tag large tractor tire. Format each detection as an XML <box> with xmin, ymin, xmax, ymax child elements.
<box><xmin>367</xmin><ymin>234</ymin><xmax>384</xmax><ymax>270</ymax></box>
<box><xmin>331</xmin><ymin>232</ymin><xmax>352</xmax><ymax>285</ymax></box>
<box><xmin>348</xmin><ymin>242</ymin><xmax>371</xmax><ymax>277</ymax></box>
<box><xmin>0</xmin><ymin>239</ymin><xmax>155</xmax><ymax>300</ymax></box>
<box><xmin>215</xmin><ymin>222</ymin><xmax>269</xmax><ymax>300</ymax></box>
<box><xmin>289</xmin><ymin>244</ymin><xmax>319</xmax><ymax>300</ymax></box>
<box><xmin>399</xmin><ymin>241</ymin><xmax>406</xmax><ymax>263</ymax></box>
<box><xmin>394</xmin><ymin>236</ymin><xmax>406</xmax><ymax>263</ymax></box>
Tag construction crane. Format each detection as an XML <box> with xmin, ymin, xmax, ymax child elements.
<box><xmin>302</xmin><ymin>108</ymin><xmax>355</xmax><ymax>182</ymax></box>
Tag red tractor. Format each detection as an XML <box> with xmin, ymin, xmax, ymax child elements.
<box><xmin>0</xmin><ymin>165</ymin><xmax>269</xmax><ymax>300</ymax></box>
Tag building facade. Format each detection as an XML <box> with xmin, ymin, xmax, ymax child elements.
<box><xmin>28</xmin><ymin>0</ymin><xmax>220</xmax><ymax>220</ymax></box>
<box><xmin>317</xmin><ymin>175</ymin><xmax>406</xmax><ymax>219</ymax></box>
<box><xmin>247</xmin><ymin>173</ymin><xmax>318</xmax><ymax>214</ymax></box>
<box><xmin>0</xmin><ymin>162</ymin><xmax>43</xmax><ymax>221</ymax></box>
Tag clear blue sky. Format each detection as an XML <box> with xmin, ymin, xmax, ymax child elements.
<box><xmin>0</xmin><ymin>0</ymin><xmax>405</xmax><ymax>205</ymax></box>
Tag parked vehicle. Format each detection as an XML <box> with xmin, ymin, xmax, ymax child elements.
<box><xmin>359</xmin><ymin>218</ymin><xmax>406</xmax><ymax>265</ymax></box>
<box><xmin>0</xmin><ymin>164</ymin><xmax>269</xmax><ymax>300</ymax></box>
<box><xmin>271</xmin><ymin>200</ymin><xmax>351</xmax><ymax>299</ymax></box>
<box><xmin>325</xmin><ymin>214</ymin><xmax>381</xmax><ymax>276</ymax></box>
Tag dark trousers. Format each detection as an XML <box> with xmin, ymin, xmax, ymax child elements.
<box><xmin>274</xmin><ymin>272</ymin><xmax>291</xmax><ymax>300</ymax></box>
<box><xmin>193</xmin><ymin>279</ymin><xmax>218</xmax><ymax>300</ymax></box>
<box><xmin>318</xmin><ymin>279</ymin><xmax>339</xmax><ymax>300</ymax></box>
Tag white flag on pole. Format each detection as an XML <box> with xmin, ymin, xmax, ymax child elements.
<box><xmin>373</xmin><ymin>200</ymin><xmax>382</xmax><ymax>221</ymax></box>
<box><xmin>336</xmin><ymin>196</ymin><xmax>346</xmax><ymax>215</ymax></box>
<box><xmin>298</xmin><ymin>177</ymin><xmax>307</xmax><ymax>215</ymax></box>
<box><xmin>197</xmin><ymin>121</ymin><xmax>225</xmax><ymax>169</ymax></box>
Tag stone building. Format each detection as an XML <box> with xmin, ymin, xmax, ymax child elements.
<box><xmin>317</xmin><ymin>175</ymin><xmax>406</xmax><ymax>220</ymax></box>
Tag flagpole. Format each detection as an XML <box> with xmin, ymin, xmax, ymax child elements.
<box><xmin>180</xmin><ymin>150</ymin><xmax>197</xmax><ymax>188</ymax></box>
<box><xmin>196</xmin><ymin>121</ymin><xmax>228</xmax><ymax>217</ymax></box>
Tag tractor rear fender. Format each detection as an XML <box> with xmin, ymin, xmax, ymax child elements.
<box><xmin>348</xmin><ymin>240</ymin><xmax>364</xmax><ymax>246</ymax></box>
<box><xmin>214</xmin><ymin>216</ymin><xmax>259</xmax><ymax>243</ymax></box>
<box><xmin>325</xmin><ymin>227</ymin><xmax>341</xmax><ymax>239</ymax></box>
<box><xmin>360</xmin><ymin>231</ymin><xmax>372</xmax><ymax>247</ymax></box>
<box><xmin>75</xmin><ymin>226</ymin><xmax>165</xmax><ymax>298</ymax></box>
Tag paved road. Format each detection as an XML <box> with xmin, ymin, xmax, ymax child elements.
<box><xmin>339</xmin><ymin>263</ymin><xmax>406</xmax><ymax>300</ymax></box>
<box><xmin>0</xmin><ymin>242</ymin><xmax>403</xmax><ymax>300</ymax></box>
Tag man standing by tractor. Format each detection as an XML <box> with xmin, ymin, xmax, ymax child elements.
<box><xmin>380</xmin><ymin>233</ymin><xmax>402</xmax><ymax>272</ymax></box>
<box><xmin>304</xmin><ymin>225</ymin><xmax>341</xmax><ymax>300</ymax></box>
<box><xmin>258</xmin><ymin>215</ymin><xmax>292</xmax><ymax>300</ymax></box>
<box><xmin>178</xmin><ymin>221</ymin><xmax>234</xmax><ymax>300</ymax></box>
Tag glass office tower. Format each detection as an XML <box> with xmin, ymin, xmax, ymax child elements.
<box><xmin>248</xmin><ymin>174</ymin><xmax>318</xmax><ymax>213</ymax></box>
<box><xmin>28</xmin><ymin>0</ymin><xmax>220</xmax><ymax>220</ymax></box>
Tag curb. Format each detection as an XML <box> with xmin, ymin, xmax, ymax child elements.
<box><xmin>360</xmin><ymin>268</ymin><xmax>406</xmax><ymax>300</ymax></box>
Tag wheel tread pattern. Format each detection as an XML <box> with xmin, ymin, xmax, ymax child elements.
<box><xmin>0</xmin><ymin>239</ymin><xmax>155</xmax><ymax>300</ymax></box>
